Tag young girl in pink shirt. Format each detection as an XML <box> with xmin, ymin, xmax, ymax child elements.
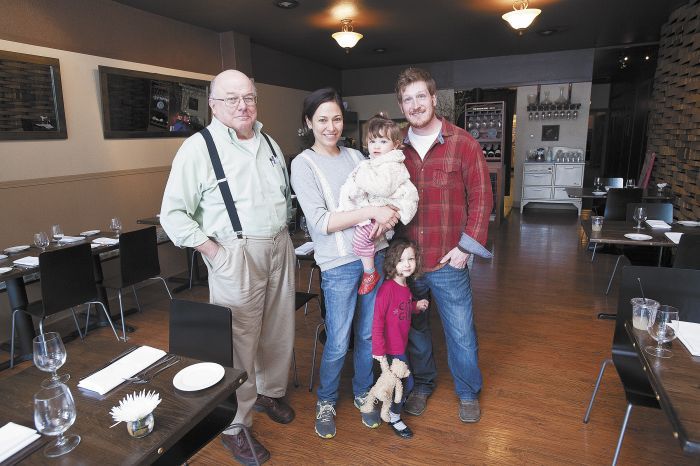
<box><xmin>371</xmin><ymin>238</ymin><xmax>429</xmax><ymax>438</ymax></box>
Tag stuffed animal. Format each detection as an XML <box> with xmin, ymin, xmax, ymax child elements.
<box><xmin>361</xmin><ymin>357</ymin><xmax>411</xmax><ymax>422</ymax></box>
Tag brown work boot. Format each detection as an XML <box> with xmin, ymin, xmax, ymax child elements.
<box><xmin>220</xmin><ymin>430</ymin><xmax>270</xmax><ymax>466</ymax></box>
<box><xmin>253</xmin><ymin>394</ymin><xmax>295</xmax><ymax>424</ymax></box>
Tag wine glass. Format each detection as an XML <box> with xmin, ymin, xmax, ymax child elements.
<box><xmin>34</xmin><ymin>232</ymin><xmax>49</xmax><ymax>252</ymax></box>
<box><xmin>34</xmin><ymin>384</ymin><xmax>80</xmax><ymax>457</ymax></box>
<box><xmin>593</xmin><ymin>177</ymin><xmax>601</xmax><ymax>191</ymax></box>
<box><xmin>109</xmin><ymin>217</ymin><xmax>122</xmax><ymax>238</ymax></box>
<box><xmin>299</xmin><ymin>216</ymin><xmax>310</xmax><ymax>239</ymax></box>
<box><xmin>626</xmin><ymin>178</ymin><xmax>635</xmax><ymax>188</ymax></box>
<box><xmin>50</xmin><ymin>224</ymin><xmax>64</xmax><ymax>246</ymax></box>
<box><xmin>645</xmin><ymin>305</ymin><xmax>679</xmax><ymax>358</ymax></box>
<box><xmin>633</xmin><ymin>206</ymin><xmax>647</xmax><ymax>230</ymax></box>
<box><xmin>33</xmin><ymin>332</ymin><xmax>69</xmax><ymax>388</ymax></box>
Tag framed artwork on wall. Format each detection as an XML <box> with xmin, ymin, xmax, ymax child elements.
<box><xmin>0</xmin><ymin>50</ymin><xmax>68</xmax><ymax>140</ymax></box>
<box><xmin>98</xmin><ymin>66</ymin><xmax>210</xmax><ymax>139</ymax></box>
<box><xmin>542</xmin><ymin>125</ymin><xmax>560</xmax><ymax>141</ymax></box>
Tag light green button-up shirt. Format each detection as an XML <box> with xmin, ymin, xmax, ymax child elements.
<box><xmin>160</xmin><ymin>116</ymin><xmax>291</xmax><ymax>248</ymax></box>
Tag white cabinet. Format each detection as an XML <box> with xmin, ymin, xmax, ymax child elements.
<box><xmin>521</xmin><ymin>162</ymin><xmax>584</xmax><ymax>215</ymax></box>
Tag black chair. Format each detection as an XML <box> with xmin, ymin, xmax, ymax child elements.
<box><xmin>10</xmin><ymin>244</ymin><xmax>120</xmax><ymax>368</ymax></box>
<box><xmin>166</xmin><ymin>299</ymin><xmax>259</xmax><ymax>466</ymax></box>
<box><xmin>100</xmin><ymin>226</ymin><xmax>172</xmax><ymax>340</ymax></box>
<box><xmin>604</xmin><ymin>203</ymin><xmax>674</xmax><ymax>294</ymax></box>
<box><xmin>673</xmin><ymin>233</ymin><xmax>700</xmax><ymax>269</ymax></box>
<box><xmin>591</xmin><ymin>178</ymin><xmax>624</xmax><ymax>215</ymax></box>
<box><xmin>603</xmin><ymin>188</ymin><xmax>643</xmax><ymax>221</ymax></box>
<box><xmin>583</xmin><ymin>266</ymin><xmax>700</xmax><ymax>465</ymax></box>
<box><xmin>292</xmin><ymin>290</ymin><xmax>320</xmax><ymax>388</ymax></box>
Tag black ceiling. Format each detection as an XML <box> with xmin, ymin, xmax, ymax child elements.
<box><xmin>112</xmin><ymin>0</ymin><xmax>687</xmax><ymax>70</ymax></box>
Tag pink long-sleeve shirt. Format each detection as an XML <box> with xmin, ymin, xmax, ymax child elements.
<box><xmin>372</xmin><ymin>279</ymin><xmax>419</xmax><ymax>356</ymax></box>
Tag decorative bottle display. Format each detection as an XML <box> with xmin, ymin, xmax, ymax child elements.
<box><xmin>464</xmin><ymin>101</ymin><xmax>505</xmax><ymax>162</ymax></box>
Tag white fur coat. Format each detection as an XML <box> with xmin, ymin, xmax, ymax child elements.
<box><xmin>337</xmin><ymin>149</ymin><xmax>418</xmax><ymax>225</ymax></box>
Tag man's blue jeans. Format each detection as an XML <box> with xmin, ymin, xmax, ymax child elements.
<box><xmin>317</xmin><ymin>251</ymin><xmax>385</xmax><ymax>403</ymax></box>
<box><xmin>407</xmin><ymin>263</ymin><xmax>482</xmax><ymax>400</ymax></box>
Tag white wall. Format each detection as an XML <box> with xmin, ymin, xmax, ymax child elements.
<box><xmin>255</xmin><ymin>83</ymin><xmax>309</xmax><ymax>156</ymax></box>
<box><xmin>513</xmin><ymin>82</ymin><xmax>592</xmax><ymax>206</ymax></box>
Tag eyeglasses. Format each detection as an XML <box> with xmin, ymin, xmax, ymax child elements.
<box><xmin>210</xmin><ymin>94</ymin><xmax>258</xmax><ymax>108</ymax></box>
<box><xmin>401</xmin><ymin>93</ymin><xmax>431</xmax><ymax>106</ymax></box>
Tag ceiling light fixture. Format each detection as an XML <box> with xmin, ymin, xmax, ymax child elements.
<box><xmin>502</xmin><ymin>0</ymin><xmax>541</xmax><ymax>34</ymax></box>
<box><xmin>332</xmin><ymin>19</ymin><xmax>363</xmax><ymax>52</ymax></box>
<box><xmin>274</xmin><ymin>0</ymin><xmax>299</xmax><ymax>9</ymax></box>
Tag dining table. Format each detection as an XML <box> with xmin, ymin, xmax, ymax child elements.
<box><xmin>1</xmin><ymin>233</ymin><xmax>122</xmax><ymax>368</ymax></box>
<box><xmin>566</xmin><ymin>187</ymin><xmax>674</xmax><ymax>202</ymax></box>
<box><xmin>625</xmin><ymin>321</ymin><xmax>700</xmax><ymax>455</ymax></box>
<box><xmin>0</xmin><ymin>338</ymin><xmax>246</xmax><ymax>465</ymax></box>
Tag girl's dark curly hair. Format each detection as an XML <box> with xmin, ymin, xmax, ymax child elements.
<box><xmin>383</xmin><ymin>238</ymin><xmax>422</xmax><ymax>280</ymax></box>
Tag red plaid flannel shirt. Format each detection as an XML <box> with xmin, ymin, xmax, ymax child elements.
<box><xmin>398</xmin><ymin>118</ymin><xmax>492</xmax><ymax>271</ymax></box>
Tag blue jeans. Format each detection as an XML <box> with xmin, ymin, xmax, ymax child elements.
<box><xmin>407</xmin><ymin>264</ymin><xmax>482</xmax><ymax>400</ymax></box>
<box><xmin>387</xmin><ymin>354</ymin><xmax>413</xmax><ymax>414</ymax></box>
<box><xmin>317</xmin><ymin>251</ymin><xmax>385</xmax><ymax>403</ymax></box>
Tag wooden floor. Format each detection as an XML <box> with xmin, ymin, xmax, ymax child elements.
<box><xmin>4</xmin><ymin>209</ymin><xmax>697</xmax><ymax>465</ymax></box>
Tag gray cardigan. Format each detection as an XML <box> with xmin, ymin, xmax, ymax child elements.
<box><xmin>290</xmin><ymin>147</ymin><xmax>388</xmax><ymax>271</ymax></box>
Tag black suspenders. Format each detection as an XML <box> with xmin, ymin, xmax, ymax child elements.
<box><xmin>200</xmin><ymin>128</ymin><xmax>289</xmax><ymax>238</ymax></box>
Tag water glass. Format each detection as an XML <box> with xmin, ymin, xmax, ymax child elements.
<box><xmin>646</xmin><ymin>305</ymin><xmax>679</xmax><ymax>358</ymax></box>
<box><xmin>34</xmin><ymin>232</ymin><xmax>50</xmax><ymax>252</ymax></box>
<box><xmin>593</xmin><ymin>177</ymin><xmax>601</xmax><ymax>190</ymax></box>
<box><xmin>34</xmin><ymin>384</ymin><xmax>80</xmax><ymax>457</ymax></box>
<box><xmin>633</xmin><ymin>207</ymin><xmax>647</xmax><ymax>230</ymax></box>
<box><xmin>591</xmin><ymin>216</ymin><xmax>604</xmax><ymax>232</ymax></box>
<box><xmin>33</xmin><ymin>332</ymin><xmax>69</xmax><ymax>388</ymax></box>
<box><xmin>109</xmin><ymin>217</ymin><xmax>122</xmax><ymax>238</ymax></box>
<box><xmin>625</xmin><ymin>178</ymin><xmax>635</xmax><ymax>188</ymax></box>
<box><xmin>50</xmin><ymin>224</ymin><xmax>64</xmax><ymax>245</ymax></box>
<box><xmin>630</xmin><ymin>297</ymin><xmax>659</xmax><ymax>331</ymax></box>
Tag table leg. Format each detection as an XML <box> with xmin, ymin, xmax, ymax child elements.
<box><xmin>5</xmin><ymin>278</ymin><xmax>35</xmax><ymax>365</ymax></box>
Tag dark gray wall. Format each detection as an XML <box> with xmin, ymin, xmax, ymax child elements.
<box><xmin>342</xmin><ymin>49</ymin><xmax>595</xmax><ymax>96</ymax></box>
<box><xmin>251</xmin><ymin>43</ymin><xmax>341</xmax><ymax>92</ymax></box>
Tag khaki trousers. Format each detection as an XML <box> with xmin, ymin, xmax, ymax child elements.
<box><xmin>203</xmin><ymin>228</ymin><xmax>295</xmax><ymax>433</ymax></box>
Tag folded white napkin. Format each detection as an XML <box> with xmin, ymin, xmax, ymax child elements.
<box><xmin>675</xmin><ymin>321</ymin><xmax>700</xmax><ymax>356</ymax></box>
<box><xmin>78</xmin><ymin>346</ymin><xmax>166</xmax><ymax>395</ymax></box>
<box><xmin>12</xmin><ymin>256</ymin><xmax>38</xmax><ymax>267</ymax></box>
<box><xmin>665</xmin><ymin>232</ymin><xmax>683</xmax><ymax>244</ymax></box>
<box><xmin>295</xmin><ymin>241</ymin><xmax>314</xmax><ymax>255</ymax></box>
<box><xmin>0</xmin><ymin>422</ymin><xmax>41</xmax><ymax>463</ymax></box>
<box><xmin>80</xmin><ymin>229</ymin><xmax>100</xmax><ymax>236</ymax></box>
<box><xmin>645</xmin><ymin>220</ymin><xmax>672</xmax><ymax>229</ymax></box>
<box><xmin>92</xmin><ymin>237</ymin><xmax>119</xmax><ymax>246</ymax></box>
<box><xmin>60</xmin><ymin>236</ymin><xmax>84</xmax><ymax>243</ymax></box>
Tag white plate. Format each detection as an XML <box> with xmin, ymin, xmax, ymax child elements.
<box><xmin>173</xmin><ymin>362</ymin><xmax>224</xmax><ymax>392</ymax></box>
<box><xmin>80</xmin><ymin>230</ymin><xmax>100</xmax><ymax>236</ymax></box>
<box><xmin>4</xmin><ymin>245</ymin><xmax>30</xmax><ymax>254</ymax></box>
<box><xmin>0</xmin><ymin>254</ymin><xmax>7</xmax><ymax>261</ymax></box>
<box><xmin>0</xmin><ymin>267</ymin><xmax>12</xmax><ymax>274</ymax></box>
<box><xmin>624</xmin><ymin>233</ymin><xmax>652</xmax><ymax>241</ymax></box>
<box><xmin>592</xmin><ymin>191</ymin><xmax>606</xmax><ymax>196</ymax></box>
<box><xmin>677</xmin><ymin>221</ymin><xmax>700</xmax><ymax>227</ymax></box>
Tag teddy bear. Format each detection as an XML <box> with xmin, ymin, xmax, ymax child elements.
<box><xmin>360</xmin><ymin>357</ymin><xmax>411</xmax><ymax>423</ymax></box>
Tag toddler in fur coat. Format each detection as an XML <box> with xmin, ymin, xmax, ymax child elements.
<box><xmin>338</xmin><ymin>115</ymin><xmax>419</xmax><ymax>295</ymax></box>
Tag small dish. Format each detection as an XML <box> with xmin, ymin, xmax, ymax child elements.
<box><xmin>677</xmin><ymin>220</ymin><xmax>700</xmax><ymax>227</ymax></box>
<box><xmin>4</xmin><ymin>245</ymin><xmax>30</xmax><ymax>254</ymax></box>
<box><xmin>624</xmin><ymin>233</ymin><xmax>652</xmax><ymax>241</ymax></box>
<box><xmin>0</xmin><ymin>267</ymin><xmax>12</xmax><ymax>274</ymax></box>
<box><xmin>0</xmin><ymin>254</ymin><xmax>7</xmax><ymax>261</ymax></box>
<box><xmin>173</xmin><ymin>362</ymin><xmax>224</xmax><ymax>392</ymax></box>
<box><xmin>592</xmin><ymin>191</ymin><xmax>606</xmax><ymax>196</ymax></box>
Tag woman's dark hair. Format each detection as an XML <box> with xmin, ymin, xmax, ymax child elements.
<box><xmin>301</xmin><ymin>87</ymin><xmax>344</xmax><ymax>130</ymax></box>
<box><xmin>383</xmin><ymin>238</ymin><xmax>422</xmax><ymax>280</ymax></box>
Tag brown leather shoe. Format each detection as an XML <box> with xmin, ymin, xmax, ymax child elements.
<box><xmin>221</xmin><ymin>431</ymin><xmax>270</xmax><ymax>466</ymax></box>
<box><xmin>253</xmin><ymin>395</ymin><xmax>295</xmax><ymax>424</ymax></box>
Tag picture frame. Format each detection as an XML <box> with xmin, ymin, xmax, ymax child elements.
<box><xmin>0</xmin><ymin>50</ymin><xmax>68</xmax><ymax>140</ymax></box>
<box><xmin>541</xmin><ymin>125</ymin><xmax>560</xmax><ymax>142</ymax></box>
<box><xmin>98</xmin><ymin>66</ymin><xmax>210</xmax><ymax>139</ymax></box>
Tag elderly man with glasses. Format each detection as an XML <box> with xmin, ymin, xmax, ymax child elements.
<box><xmin>160</xmin><ymin>69</ymin><xmax>295</xmax><ymax>465</ymax></box>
